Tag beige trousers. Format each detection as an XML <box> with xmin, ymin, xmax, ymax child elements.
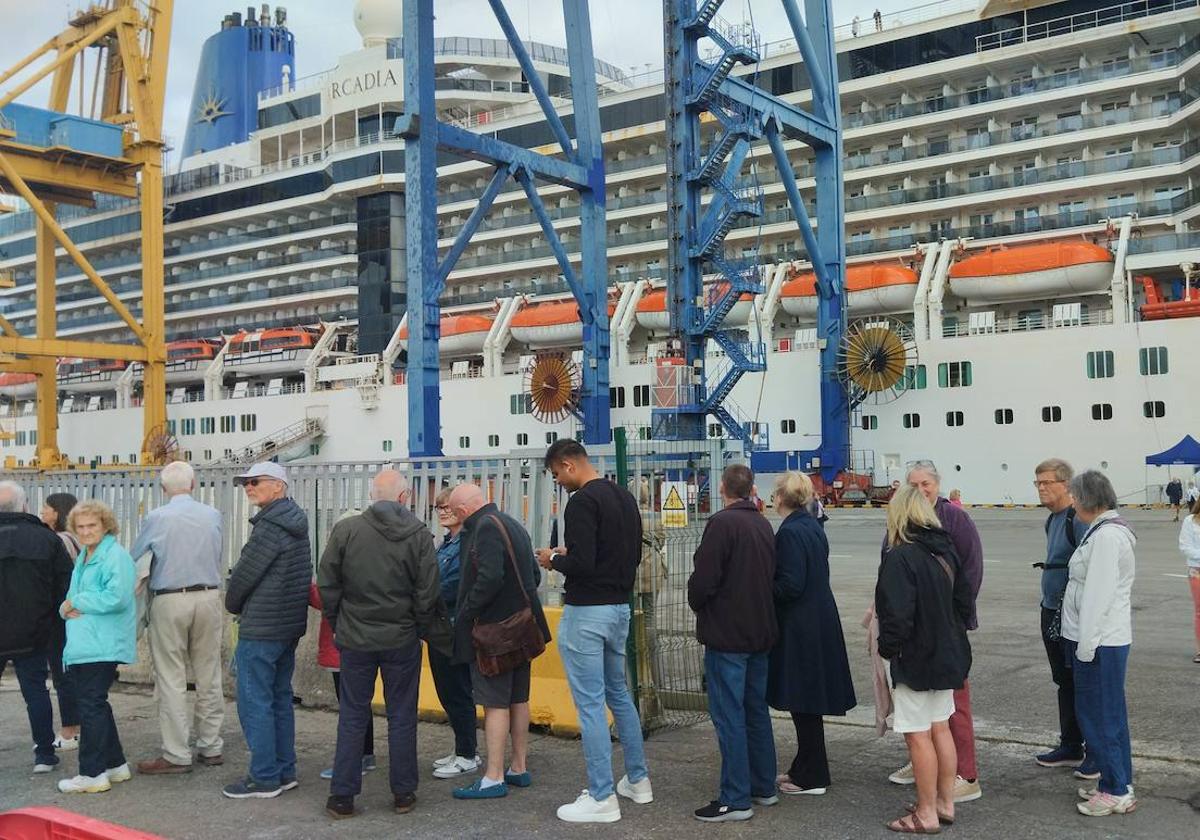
<box><xmin>147</xmin><ymin>589</ymin><xmax>225</xmax><ymax>765</ymax></box>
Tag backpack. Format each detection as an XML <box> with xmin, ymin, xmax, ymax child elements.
<box><xmin>1039</xmin><ymin>506</ymin><xmax>1078</xmax><ymax>571</ymax></box>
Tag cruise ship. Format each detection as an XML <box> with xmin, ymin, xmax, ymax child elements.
<box><xmin>0</xmin><ymin>0</ymin><xmax>1197</xmax><ymax>504</ymax></box>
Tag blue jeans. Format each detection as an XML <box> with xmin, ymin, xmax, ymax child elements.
<box><xmin>558</xmin><ymin>604</ymin><xmax>648</xmax><ymax>801</ymax></box>
<box><xmin>235</xmin><ymin>638</ymin><xmax>298</xmax><ymax>786</ymax></box>
<box><xmin>704</xmin><ymin>648</ymin><xmax>777</xmax><ymax>809</ymax></box>
<box><xmin>332</xmin><ymin>642</ymin><xmax>422</xmax><ymax>798</ymax></box>
<box><xmin>1068</xmin><ymin>641</ymin><xmax>1132</xmax><ymax>796</ymax></box>
<box><xmin>1</xmin><ymin>653</ymin><xmax>57</xmax><ymax>766</ymax></box>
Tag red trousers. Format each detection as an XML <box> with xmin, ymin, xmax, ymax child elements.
<box><xmin>950</xmin><ymin>681</ymin><xmax>977</xmax><ymax>780</ymax></box>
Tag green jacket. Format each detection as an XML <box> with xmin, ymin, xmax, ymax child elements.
<box><xmin>63</xmin><ymin>534</ymin><xmax>137</xmax><ymax>667</ymax></box>
<box><xmin>317</xmin><ymin>501</ymin><xmax>446</xmax><ymax>653</ymax></box>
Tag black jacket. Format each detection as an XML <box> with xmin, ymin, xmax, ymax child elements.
<box><xmin>0</xmin><ymin>512</ymin><xmax>74</xmax><ymax>659</ymax></box>
<box><xmin>452</xmin><ymin>504</ymin><xmax>551</xmax><ymax>664</ymax></box>
<box><xmin>318</xmin><ymin>501</ymin><xmax>443</xmax><ymax>652</ymax></box>
<box><xmin>687</xmin><ymin>500</ymin><xmax>777</xmax><ymax>653</ymax></box>
<box><xmin>226</xmin><ymin>497</ymin><xmax>312</xmax><ymax>641</ymax></box>
<box><xmin>875</xmin><ymin>526</ymin><xmax>972</xmax><ymax>692</ymax></box>
<box><xmin>552</xmin><ymin>478</ymin><xmax>642</xmax><ymax>605</ymax></box>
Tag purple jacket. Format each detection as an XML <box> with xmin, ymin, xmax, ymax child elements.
<box><xmin>879</xmin><ymin>496</ymin><xmax>983</xmax><ymax>630</ymax></box>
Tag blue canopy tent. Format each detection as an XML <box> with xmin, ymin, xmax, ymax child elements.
<box><xmin>1145</xmin><ymin>435</ymin><xmax>1200</xmax><ymax>466</ymax></box>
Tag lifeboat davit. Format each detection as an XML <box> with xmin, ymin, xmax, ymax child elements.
<box><xmin>225</xmin><ymin>326</ymin><xmax>320</xmax><ymax>376</ymax></box>
<box><xmin>949</xmin><ymin>242</ymin><xmax>1113</xmax><ymax>303</ymax></box>
<box><xmin>398</xmin><ymin>313</ymin><xmax>493</xmax><ymax>356</ymax></box>
<box><xmin>780</xmin><ymin>265</ymin><xmax>919</xmax><ymax>319</ymax></box>
<box><xmin>0</xmin><ymin>372</ymin><xmax>37</xmax><ymax>399</ymax></box>
<box><xmin>510</xmin><ymin>300</ymin><xmax>616</xmax><ymax>348</ymax></box>
<box><xmin>635</xmin><ymin>288</ymin><xmax>755</xmax><ymax>331</ymax></box>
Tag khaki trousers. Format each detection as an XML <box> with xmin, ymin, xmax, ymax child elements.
<box><xmin>147</xmin><ymin>589</ymin><xmax>225</xmax><ymax>765</ymax></box>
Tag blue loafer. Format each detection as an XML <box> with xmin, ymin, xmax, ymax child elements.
<box><xmin>453</xmin><ymin>779</ymin><xmax>508</xmax><ymax>799</ymax></box>
<box><xmin>504</xmin><ymin>771</ymin><xmax>532</xmax><ymax>788</ymax></box>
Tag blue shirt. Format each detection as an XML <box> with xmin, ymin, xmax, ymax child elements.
<box><xmin>436</xmin><ymin>531</ymin><xmax>462</xmax><ymax>617</ymax></box>
<box><xmin>129</xmin><ymin>494</ymin><xmax>224</xmax><ymax>591</ymax></box>
<box><xmin>1042</xmin><ymin>508</ymin><xmax>1089</xmax><ymax>609</ymax></box>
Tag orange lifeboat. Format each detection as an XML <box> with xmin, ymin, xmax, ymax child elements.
<box><xmin>398</xmin><ymin>313</ymin><xmax>494</xmax><ymax>356</ymax></box>
<box><xmin>167</xmin><ymin>338</ymin><xmax>222</xmax><ymax>363</ymax></box>
<box><xmin>949</xmin><ymin>242</ymin><xmax>1113</xmax><ymax>303</ymax></box>
<box><xmin>510</xmin><ymin>300</ymin><xmax>616</xmax><ymax>348</ymax></box>
<box><xmin>0</xmin><ymin>372</ymin><xmax>37</xmax><ymax>399</ymax></box>
<box><xmin>56</xmin><ymin>357</ymin><xmax>128</xmax><ymax>393</ymax></box>
<box><xmin>635</xmin><ymin>287</ymin><xmax>755</xmax><ymax>331</ymax></box>
<box><xmin>780</xmin><ymin>264</ymin><xmax>919</xmax><ymax>319</ymax></box>
<box><xmin>1139</xmin><ymin>276</ymin><xmax>1200</xmax><ymax>320</ymax></box>
<box><xmin>225</xmin><ymin>326</ymin><xmax>321</xmax><ymax>375</ymax></box>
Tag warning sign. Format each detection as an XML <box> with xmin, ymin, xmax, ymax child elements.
<box><xmin>661</xmin><ymin>481</ymin><xmax>689</xmax><ymax>528</ymax></box>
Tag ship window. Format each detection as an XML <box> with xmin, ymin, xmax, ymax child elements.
<box><xmin>382</xmin><ymin>440</ymin><xmax>393</xmax><ymax>452</ymax></box>
<box><xmin>240</xmin><ymin>414</ymin><xmax>257</xmax><ymax>432</ymax></box>
<box><xmin>861</xmin><ymin>415</ymin><xmax>878</xmax><ymax>430</ymax></box>
<box><xmin>898</xmin><ymin>365</ymin><xmax>926</xmax><ymax>391</ymax></box>
<box><xmin>707</xmin><ymin>423</ymin><xmax>723</xmax><ymax>439</ymax></box>
<box><xmin>181</xmin><ymin>418</ymin><xmax>196</xmax><ymax>436</ymax></box>
<box><xmin>220</xmin><ymin>415</ymin><xmax>236</xmax><ymax>434</ymax></box>
<box><xmin>638</xmin><ymin>426</ymin><xmax>652</xmax><ymax>440</ymax></box>
<box><xmin>15</xmin><ymin>431</ymin><xmax>26</xmax><ymax>446</ymax></box>
<box><xmin>1139</xmin><ymin>346</ymin><xmax>1168</xmax><ymax>376</ymax></box>
<box><xmin>510</xmin><ymin>394</ymin><xmax>532</xmax><ymax>415</ymax></box>
<box><xmin>937</xmin><ymin>361</ymin><xmax>972</xmax><ymax>388</ymax></box>
<box><xmin>1042</xmin><ymin>406</ymin><xmax>1063</xmax><ymax>423</ymax></box>
<box><xmin>200</xmin><ymin>417</ymin><xmax>215</xmax><ymax>434</ymax></box>
<box><xmin>516</xmin><ymin>433</ymin><xmax>529</xmax><ymax>446</ymax></box>
<box><xmin>183</xmin><ymin>450</ymin><xmax>192</xmax><ymax>462</ymax></box>
<box><xmin>129</xmin><ymin>454</ymin><xmax>138</xmax><ymax>465</ymax></box>
<box><xmin>946</xmin><ymin>411</ymin><xmax>964</xmax><ymax>427</ymax></box>
<box><xmin>994</xmin><ymin>408</ymin><xmax>1014</xmax><ymax>425</ymax></box>
<box><xmin>545</xmin><ymin>432</ymin><xmax>558</xmax><ymax>444</ymax></box>
<box><xmin>458</xmin><ymin>436</ymin><xmax>470</xmax><ymax>448</ymax></box>
<box><xmin>632</xmin><ymin>385</ymin><xmax>651</xmax><ymax>407</ymax></box>
<box><xmin>167</xmin><ymin>420</ymin><xmax>177</xmax><ymax>436</ymax></box>
<box><xmin>488</xmin><ymin>434</ymin><xmax>500</xmax><ymax>447</ymax></box>
<box><xmin>1091</xmin><ymin>403</ymin><xmax>1113</xmax><ymax>421</ymax></box>
<box><xmin>111</xmin><ymin>455</ymin><xmax>119</xmax><ymax>464</ymax></box>
<box><xmin>902</xmin><ymin>413</ymin><xmax>921</xmax><ymax>429</ymax></box>
<box><xmin>30</xmin><ymin>431</ymin><xmax>36</xmax><ymax>445</ymax></box>
<box><xmin>1142</xmin><ymin>401</ymin><xmax>1166</xmax><ymax>419</ymax></box>
<box><xmin>203</xmin><ymin>450</ymin><xmax>212</xmax><ymax>461</ymax></box>
<box><xmin>1085</xmin><ymin>350</ymin><xmax>1115</xmax><ymax>379</ymax></box>
<box><xmin>609</xmin><ymin>387</ymin><xmax>626</xmax><ymax>409</ymax></box>
<box><xmin>780</xmin><ymin>419</ymin><xmax>796</xmax><ymax>434</ymax></box>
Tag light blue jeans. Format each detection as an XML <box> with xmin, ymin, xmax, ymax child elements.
<box><xmin>558</xmin><ymin>604</ymin><xmax>648</xmax><ymax>801</ymax></box>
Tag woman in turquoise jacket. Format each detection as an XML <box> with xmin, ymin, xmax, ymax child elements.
<box><xmin>57</xmin><ymin>499</ymin><xmax>136</xmax><ymax>794</ymax></box>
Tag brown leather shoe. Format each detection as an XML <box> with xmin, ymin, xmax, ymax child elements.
<box><xmin>196</xmin><ymin>754</ymin><xmax>224</xmax><ymax>767</ymax></box>
<box><xmin>137</xmin><ymin>757</ymin><xmax>192</xmax><ymax>775</ymax></box>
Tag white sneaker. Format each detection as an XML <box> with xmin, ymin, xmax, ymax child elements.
<box><xmin>433</xmin><ymin>755</ymin><xmax>481</xmax><ymax>779</ymax></box>
<box><xmin>432</xmin><ymin>751</ymin><xmax>458</xmax><ymax>769</ymax></box>
<box><xmin>58</xmin><ymin>773</ymin><xmax>112</xmax><ymax>794</ymax></box>
<box><xmin>616</xmin><ymin>774</ymin><xmax>654</xmax><ymax>804</ymax></box>
<box><xmin>33</xmin><ymin>763</ymin><xmax>58</xmax><ymax>774</ymax></box>
<box><xmin>889</xmin><ymin>762</ymin><xmax>915</xmax><ymax>785</ymax></box>
<box><xmin>106</xmin><ymin>763</ymin><xmax>132</xmax><ymax>784</ymax></box>
<box><xmin>53</xmin><ymin>735</ymin><xmax>79</xmax><ymax>752</ymax></box>
<box><xmin>557</xmin><ymin>790</ymin><xmax>621</xmax><ymax>823</ymax></box>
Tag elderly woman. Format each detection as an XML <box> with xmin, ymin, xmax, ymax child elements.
<box><xmin>767</xmin><ymin>471</ymin><xmax>856</xmax><ymax>795</ymax></box>
<box><xmin>39</xmin><ymin>492</ymin><xmax>82</xmax><ymax>750</ymax></box>
<box><xmin>876</xmin><ymin>485</ymin><xmax>972</xmax><ymax>834</ymax></box>
<box><xmin>428</xmin><ymin>486</ymin><xmax>480</xmax><ymax>778</ymax></box>
<box><xmin>57</xmin><ymin>500</ymin><xmax>136</xmax><ymax>794</ymax></box>
<box><xmin>1061</xmin><ymin>470</ymin><xmax>1137</xmax><ymax>817</ymax></box>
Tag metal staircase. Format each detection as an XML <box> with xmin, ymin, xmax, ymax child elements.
<box><xmin>218</xmin><ymin>417</ymin><xmax>325</xmax><ymax>465</ymax></box>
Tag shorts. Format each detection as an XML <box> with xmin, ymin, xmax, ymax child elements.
<box><xmin>891</xmin><ymin>683</ymin><xmax>955</xmax><ymax>734</ymax></box>
<box><xmin>470</xmin><ymin>661</ymin><xmax>531</xmax><ymax>709</ymax></box>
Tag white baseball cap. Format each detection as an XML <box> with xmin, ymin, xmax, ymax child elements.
<box><xmin>234</xmin><ymin>462</ymin><xmax>288</xmax><ymax>486</ymax></box>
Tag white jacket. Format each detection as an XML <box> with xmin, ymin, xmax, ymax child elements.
<box><xmin>1180</xmin><ymin>516</ymin><xmax>1200</xmax><ymax>570</ymax></box>
<box><xmin>1060</xmin><ymin>510</ymin><xmax>1136</xmax><ymax>663</ymax></box>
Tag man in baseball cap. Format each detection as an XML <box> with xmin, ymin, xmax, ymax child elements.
<box><xmin>234</xmin><ymin>462</ymin><xmax>288</xmax><ymax>487</ymax></box>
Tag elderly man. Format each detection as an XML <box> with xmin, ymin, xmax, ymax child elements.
<box><xmin>450</xmin><ymin>483</ymin><xmax>550</xmax><ymax>802</ymax></box>
<box><xmin>887</xmin><ymin>460</ymin><xmax>984</xmax><ymax>803</ymax></box>
<box><xmin>0</xmin><ymin>481</ymin><xmax>75</xmax><ymax>775</ymax></box>
<box><xmin>129</xmin><ymin>461</ymin><xmax>225</xmax><ymax>775</ymax></box>
<box><xmin>318</xmin><ymin>470</ymin><xmax>443</xmax><ymax>819</ymax></box>
<box><xmin>223</xmin><ymin>462</ymin><xmax>311</xmax><ymax>800</ymax></box>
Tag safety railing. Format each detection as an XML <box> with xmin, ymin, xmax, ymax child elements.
<box><xmin>977</xmin><ymin>0</ymin><xmax>1200</xmax><ymax>52</ymax></box>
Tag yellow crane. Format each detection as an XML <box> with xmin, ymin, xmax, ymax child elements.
<box><xmin>0</xmin><ymin>0</ymin><xmax>173</xmax><ymax>468</ymax></box>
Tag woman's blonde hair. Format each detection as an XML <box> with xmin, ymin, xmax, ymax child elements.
<box><xmin>948</xmin><ymin>488</ymin><xmax>961</xmax><ymax>501</ymax></box>
<box><xmin>773</xmin><ymin>471</ymin><xmax>814</xmax><ymax>512</ymax></box>
<box><xmin>67</xmin><ymin>499</ymin><xmax>119</xmax><ymax>537</ymax></box>
<box><xmin>886</xmin><ymin>485</ymin><xmax>940</xmax><ymax>548</ymax></box>
<box><xmin>434</xmin><ymin>486</ymin><xmax>453</xmax><ymax>507</ymax></box>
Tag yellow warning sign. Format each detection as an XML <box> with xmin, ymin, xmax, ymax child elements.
<box><xmin>661</xmin><ymin>481</ymin><xmax>688</xmax><ymax>528</ymax></box>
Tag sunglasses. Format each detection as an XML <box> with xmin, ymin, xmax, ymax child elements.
<box><xmin>242</xmin><ymin>478</ymin><xmax>276</xmax><ymax>487</ymax></box>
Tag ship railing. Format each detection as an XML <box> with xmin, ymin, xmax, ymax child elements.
<box><xmin>941</xmin><ymin>308</ymin><xmax>1114</xmax><ymax>339</ymax></box>
<box><xmin>220</xmin><ymin>381</ymin><xmax>307</xmax><ymax>400</ymax></box>
<box><xmin>977</xmin><ymin>0</ymin><xmax>1200</xmax><ymax>52</ymax></box>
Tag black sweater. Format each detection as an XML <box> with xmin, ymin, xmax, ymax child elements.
<box><xmin>0</xmin><ymin>512</ymin><xmax>74</xmax><ymax>659</ymax></box>
<box><xmin>552</xmin><ymin>478</ymin><xmax>643</xmax><ymax>605</ymax></box>
<box><xmin>875</xmin><ymin>526</ymin><xmax>972</xmax><ymax>692</ymax></box>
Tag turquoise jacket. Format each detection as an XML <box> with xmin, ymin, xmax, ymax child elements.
<box><xmin>62</xmin><ymin>534</ymin><xmax>137</xmax><ymax>667</ymax></box>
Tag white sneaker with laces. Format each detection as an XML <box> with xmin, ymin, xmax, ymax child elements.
<box><xmin>433</xmin><ymin>755</ymin><xmax>481</xmax><ymax>779</ymax></box>
<box><xmin>616</xmin><ymin>775</ymin><xmax>653</xmax><ymax>804</ymax></box>
<box><xmin>58</xmin><ymin>773</ymin><xmax>111</xmax><ymax>794</ymax></box>
<box><xmin>432</xmin><ymin>751</ymin><xmax>458</xmax><ymax>769</ymax></box>
<box><xmin>53</xmin><ymin>735</ymin><xmax>79</xmax><ymax>752</ymax></box>
<box><xmin>106</xmin><ymin>763</ymin><xmax>132</xmax><ymax>784</ymax></box>
<box><xmin>557</xmin><ymin>790</ymin><xmax>621</xmax><ymax>823</ymax></box>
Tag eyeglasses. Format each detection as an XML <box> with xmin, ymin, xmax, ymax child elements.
<box><xmin>1032</xmin><ymin>479</ymin><xmax>1065</xmax><ymax>488</ymax></box>
<box><xmin>435</xmin><ymin>505</ymin><xmax>451</xmax><ymax>513</ymax></box>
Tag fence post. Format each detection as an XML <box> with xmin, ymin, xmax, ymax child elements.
<box><xmin>613</xmin><ymin>427</ymin><xmax>642</xmax><ymax>717</ymax></box>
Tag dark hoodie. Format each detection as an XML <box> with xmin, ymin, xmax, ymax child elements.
<box><xmin>317</xmin><ymin>501</ymin><xmax>442</xmax><ymax>652</ymax></box>
<box><xmin>226</xmin><ymin>496</ymin><xmax>312</xmax><ymax>641</ymax></box>
<box><xmin>875</xmin><ymin>526</ymin><xmax>973</xmax><ymax>692</ymax></box>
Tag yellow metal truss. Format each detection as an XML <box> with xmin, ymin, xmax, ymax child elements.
<box><xmin>0</xmin><ymin>0</ymin><xmax>173</xmax><ymax>468</ymax></box>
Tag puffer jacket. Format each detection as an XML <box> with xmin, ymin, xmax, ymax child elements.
<box><xmin>0</xmin><ymin>512</ymin><xmax>74</xmax><ymax>659</ymax></box>
<box><xmin>62</xmin><ymin>534</ymin><xmax>137</xmax><ymax>667</ymax></box>
<box><xmin>226</xmin><ymin>497</ymin><xmax>311</xmax><ymax>641</ymax></box>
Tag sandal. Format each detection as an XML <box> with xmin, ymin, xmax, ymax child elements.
<box><xmin>887</xmin><ymin>813</ymin><xmax>942</xmax><ymax>834</ymax></box>
<box><xmin>904</xmin><ymin>802</ymin><xmax>954</xmax><ymax>825</ymax></box>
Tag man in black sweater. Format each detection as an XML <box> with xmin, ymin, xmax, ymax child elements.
<box><xmin>536</xmin><ymin>439</ymin><xmax>652</xmax><ymax>824</ymax></box>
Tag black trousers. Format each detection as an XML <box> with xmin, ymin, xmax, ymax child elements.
<box><xmin>72</xmin><ymin>662</ymin><xmax>125</xmax><ymax>778</ymax></box>
<box><xmin>331</xmin><ymin>671</ymin><xmax>373</xmax><ymax>756</ymax></box>
<box><xmin>427</xmin><ymin>643</ymin><xmax>478</xmax><ymax>759</ymax></box>
<box><xmin>1041</xmin><ymin>606</ymin><xmax>1083</xmax><ymax>751</ymax></box>
<box><xmin>786</xmin><ymin>712</ymin><xmax>830</xmax><ymax>789</ymax></box>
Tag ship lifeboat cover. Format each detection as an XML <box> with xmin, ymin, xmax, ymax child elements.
<box><xmin>949</xmin><ymin>242</ymin><xmax>1113</xmax><ymax>303</ymax></box>
<box><xmin>397</xmin><ymin>313</ymin><xmax>494</xmax><ymax>355</ymax></box>
<box><xmin>511</xmin><ymin>300</ymin><xmax>617</xmax><ymax>347</ymax></box>
<box><xmin>780</xmin><ymin>264</ymin><xmax>918</xmax><ymax>317</ymax></box>
<box><xmin>636</xmin><ymin>287</ymin><xmax>755</xmax><ymax>330</ymax></box>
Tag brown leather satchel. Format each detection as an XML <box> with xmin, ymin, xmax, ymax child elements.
<box><xmin>470</xmin><ymin>514</ymin><xmax>546</xmax><ymax>677</ymax></box>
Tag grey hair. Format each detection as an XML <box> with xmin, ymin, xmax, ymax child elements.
<box><xmin>1069</xmin><ymin>469</ymin><xmax>1118</xmax><ymax>514</ymax></box>
<box><xmin>370</xmin><ymin>469</ymin><xmax>411</xmax><ymax>503</ymax></box>
<box><xmin>906</xmin><ymin>459</ymin><xmax>940</xmax><ymax>483</ymax></box>
<box><xmin>160</xmin><ymin>460</ymin><xmax>194</xmax><ymax>494</ymax></box>
<box><xmin>0</xmin><ymin>480</ymin><xmax>26</xmax><ymax>512</ymax></box>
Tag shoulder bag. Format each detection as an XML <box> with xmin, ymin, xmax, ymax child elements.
<box><xmin>470</xmin><ymin>514</ymin><xmax>547</xmax><ymax>677</ymax></box>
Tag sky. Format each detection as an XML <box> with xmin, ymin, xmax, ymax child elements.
<box><xmin>0</xmin><ymin>0</ymin><xmax>941</xmax><ymax>158</ymax></box>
